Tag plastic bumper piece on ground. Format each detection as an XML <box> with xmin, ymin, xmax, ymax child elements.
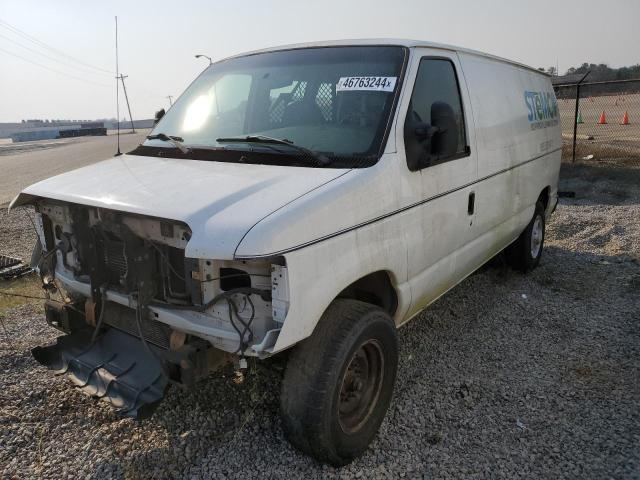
<box><xmin>32</xmin><ymin>327</ymin><xmax>168</xmax><ymax>419</ymax></box>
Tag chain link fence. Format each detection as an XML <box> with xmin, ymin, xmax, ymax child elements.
<box><xmin>554</xmin><ymin>78</ymin><xmax>640</xmax><ymax>165</ymax></box>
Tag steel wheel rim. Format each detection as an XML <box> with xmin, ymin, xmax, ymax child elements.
<box><xmin>338</xmin><ymin>339</ymin><xmax>385</xmax><ymax>434</ymax></box>
<box><xmin>531</xmin><ymin>215</ymin><xmax>543</xmax><ymax>258</ymax></box>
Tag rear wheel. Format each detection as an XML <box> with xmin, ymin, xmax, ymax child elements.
<box><xmin>507</xmin><ymin>201</ymin><xmax>546</xmax><ymax>272</ymax></box>
<box><xmin>280</xmin><ymin>299</ymin><xmax>398</xmax><ymax>466</ymax></box>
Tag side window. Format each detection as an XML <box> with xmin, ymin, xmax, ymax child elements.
<box><xmin>404</xmin><ymin>58</ymin><xmax>468</xmax><ymax>171</ymax></box>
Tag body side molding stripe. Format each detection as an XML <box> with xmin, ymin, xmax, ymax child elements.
<box><xmin>235</xmin><ymin>147</ymin><xmax>562</xmax><ymax>259</ymax></box>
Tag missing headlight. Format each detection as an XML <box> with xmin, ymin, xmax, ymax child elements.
<box><xmin>219</xmin><ymin>267</ymin><xmax>251</xmax><ymax>291</ymax></box>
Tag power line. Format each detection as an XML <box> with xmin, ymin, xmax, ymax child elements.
<box><xmin>0</xmin><ymin>32</ymin><xmax>112</xmax><ymax>78</ymax></box>
<box><xmin>0</xmin><ymin>46</ymin><xmax>111</xmax><ymax>88</ymax></box>
<box><xmin>0</xmin><ymin>18</ymin><xmax>113</xmax><ymax>74</ymax></box>
<box><xmin>0</xmin><ymin>18</ymin><xmax>114</xmax><ymax>75</ymax></box>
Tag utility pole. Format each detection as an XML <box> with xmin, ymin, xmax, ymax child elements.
<box><xmin>118</xmin><ymin>74</ymin><xmax>135</xmax><ymax>133</ymax></box>
<box><xmin>166</xmin><ymin>95</ymin><xmax>174</xmax><ymax>107</ymax></box>
<box><xmin>115</xmin><ymin>16</ymin><xmax>121</xmax><ymax>156</ymax></box>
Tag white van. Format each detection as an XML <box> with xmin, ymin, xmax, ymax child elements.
<box><xmin>11</xmin><ymin>39</ymin><xmax>561</xmax><ymax>465</ymax></box>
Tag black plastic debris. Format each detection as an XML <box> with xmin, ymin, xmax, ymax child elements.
<box><xmin>32</xmin><ymin>328</ymin><xmax>168</xmax><ymax>419</ymax></box>
<box><xmin>0</xmin><ymin>254</ymin><xmax>32</xmax><ymax>280</ymax></box>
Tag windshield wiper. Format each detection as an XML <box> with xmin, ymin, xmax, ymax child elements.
<box><xmin>146</xmin><ymin>133</ymin><xmax>190</xmax><ymax>154</ymax></box>
<box><xmin>215</xmin><ymin>135</ymin><xmax>331</xmax><ymax>166</ymax></box>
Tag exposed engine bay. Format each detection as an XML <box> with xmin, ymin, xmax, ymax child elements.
<box><xmin>30</xmin><ymin>199</ymin><xmax>289</xmax><ymax>417</ymax></box>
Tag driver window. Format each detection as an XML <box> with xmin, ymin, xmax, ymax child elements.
<box><xmin>404</xmin><ymin>58</ymin><xmax>467</xmax><ymax>170</ymax></box>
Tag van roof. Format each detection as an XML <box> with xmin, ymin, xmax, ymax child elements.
<box><xmin>220</xmin><ymin>38</ymin><xmax>549</xmax><ymax>76</ymax></box>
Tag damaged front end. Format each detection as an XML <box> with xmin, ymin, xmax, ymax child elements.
<box><xmin>28</xmin><ymin>200</ymin><xmax>288</xmax><ymax>418</ymax></box>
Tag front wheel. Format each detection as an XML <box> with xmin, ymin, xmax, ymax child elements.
<box><xmin>280</xmin><ymin>299</ymin><xmax>398</xmax><ymax>466</ymax></box>
<box><xmin>507</xmin><ymin>200</ymin><xmax>546</xmax><ymax>272</ymax></box>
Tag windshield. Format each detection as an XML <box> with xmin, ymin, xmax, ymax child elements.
<box><xmin>141</xmin><ymin>46</ymin><xmax>406</xmax><ymax>167</ymax></box>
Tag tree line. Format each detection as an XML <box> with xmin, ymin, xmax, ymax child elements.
<box><xmin>539</xmin><ymin>63</ymin><xmax>640</xmax><ymax>82</ymax></box>
<box><xmin>541</xmin><ymin>63</ymin><xmax>640</xmax><ymax>97</ymax></box>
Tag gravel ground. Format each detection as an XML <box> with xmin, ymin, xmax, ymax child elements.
<box><xmin>0</xmin><ymin>206</ymin><xmax>37</xmax><ymax>261</ymax></box>
<box><xmin>1</xmin><ymin>162</ymin><xmax>639</xmax><ymax>479</ymax></box>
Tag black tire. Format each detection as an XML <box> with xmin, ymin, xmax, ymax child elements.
<box><xmin>280</xmin><ymin>299</ymin><xmax>398</xmax><ymax>466</ymax></box>
<box><xmin>507</xmin><ymin>201</ymin><xmax>546</xmax><ymax>272</ymax></box>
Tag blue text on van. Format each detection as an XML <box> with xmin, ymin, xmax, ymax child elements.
<box><xmin>524</xmin><ymin>91</ymin><xmax>558</xmax><ymax>122</ymax></box>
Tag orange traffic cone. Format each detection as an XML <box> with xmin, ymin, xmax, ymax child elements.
<box><xmin>598</xmin><ymin>111</ymin><xmax>607</xmax><ymax>124</ymax></box>
<box><xmin>621</xmin><ymin>111</ymin><xmax>630</xmax><ymax>125</ymax></box>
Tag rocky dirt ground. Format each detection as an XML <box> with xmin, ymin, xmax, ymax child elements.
<box><xmin>1</xmin><ymin>161</ymin><xmax>639</xmax><ymax>479</ymax></box>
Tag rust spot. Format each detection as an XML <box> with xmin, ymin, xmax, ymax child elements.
<box><xmin>170</xmin><ymin>330</ymin><xmax>187</xmax><ymax>350</ymax></box>
<box><xmin>84</xmin><ymin>298</ymin><xmax>97</xmax><ymax>327</ymax></box>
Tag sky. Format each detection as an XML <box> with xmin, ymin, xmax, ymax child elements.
<box><xmin>0</xmin><ymin>0</ymin><xmax>638</xmax><ymax>122</ymax></box>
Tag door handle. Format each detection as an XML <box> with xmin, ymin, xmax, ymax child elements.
<box><xmin>468</xmin><ymin>192</ymin><xmax>475</xmax><ymax>215</ymax></box>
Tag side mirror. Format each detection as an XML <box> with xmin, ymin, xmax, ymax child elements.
<box><xmin>405</xmin><ymin>102</ymin><xmax>461</xmax><ymax>171</ymax></box>
<box><xmin>414</xmin><ymin>122</ymin><xmax>440</xmax><ymax>141</ymax></box>
<box><xmin>430</xmin><ymin>101</ymin><xmax>458</xmax><ymax>159</ymax></box>
<box><xmin>154</xmin><ymin>109</ymin><xmax>166</xmax><ymax>125</ymax></box>
<box><xmin>405</xmin><ymin>118</ymin><xmax>438</xmax><ymax>171</ymax></box>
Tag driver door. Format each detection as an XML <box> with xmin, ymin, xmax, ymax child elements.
<box><xmin>399</xmin><ymin>49</ymin><xmax>479</xmax><ymax>316</ymax></box>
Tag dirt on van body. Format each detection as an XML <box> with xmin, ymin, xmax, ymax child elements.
<box><xmin>1</xmin><ymin>160</ymin><xmax>639</xmax><ymax>479</ymax></box>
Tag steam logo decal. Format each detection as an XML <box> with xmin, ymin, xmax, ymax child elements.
<box><xmin>524</xmin><ymin>91</ymin><xmax>559</xmax><ymax>130</ymax></box>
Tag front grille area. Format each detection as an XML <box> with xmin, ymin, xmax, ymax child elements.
<box><xmin>83</xmin><ymin>220</ymin><xmax>190</xmax><ymax>304</ymax></box>
<box><xmin>104</xmin><ymin>302</ymin><xmax>171</xmax><ymax>349</ymax></box>
<box><xmin>103</xmin><ymin>238</ymin><xmax>128</xmax><ymax>282</ymax></box>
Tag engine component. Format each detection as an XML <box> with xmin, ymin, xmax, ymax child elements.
<box><xmin>103</xmin><ymin>301</ymin><xmax>173</xmax><ymax>349</ymax></box>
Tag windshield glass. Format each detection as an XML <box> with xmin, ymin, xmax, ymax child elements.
<box><xmin>143</xmin><ymin>46</ymin><xmax>406</xmax><ymax>167</ymax></box>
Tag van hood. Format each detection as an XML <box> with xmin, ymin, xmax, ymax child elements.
<box><xmin>11</xmin><ymin>154</ymin><xmax>350</xmax><ymax>259</ymax></box>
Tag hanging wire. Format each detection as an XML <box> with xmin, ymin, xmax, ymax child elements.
<box><xmin>0</xmin><ymin>32</ymin><xmax>112</xmax><ymax>78</ymax></box>
<box><xmin>0</xmin><ymin>18</ymin><xmax>114</xmax><ymax>74</ymax></box>
<box><xmin>0</xmin><ymin>46</ymin><xmax>111</xmax><ymax>88</ymax></box>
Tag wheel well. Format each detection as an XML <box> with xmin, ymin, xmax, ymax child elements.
<box><xmin>337</xmin><ymin>271</ymin><xmax>398</xmax><ymax>316</ymax></box>
<box><xmin>538</xmin><ymin>186</ymin><xmax>550</xmax><ymax>211</ymax></box>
